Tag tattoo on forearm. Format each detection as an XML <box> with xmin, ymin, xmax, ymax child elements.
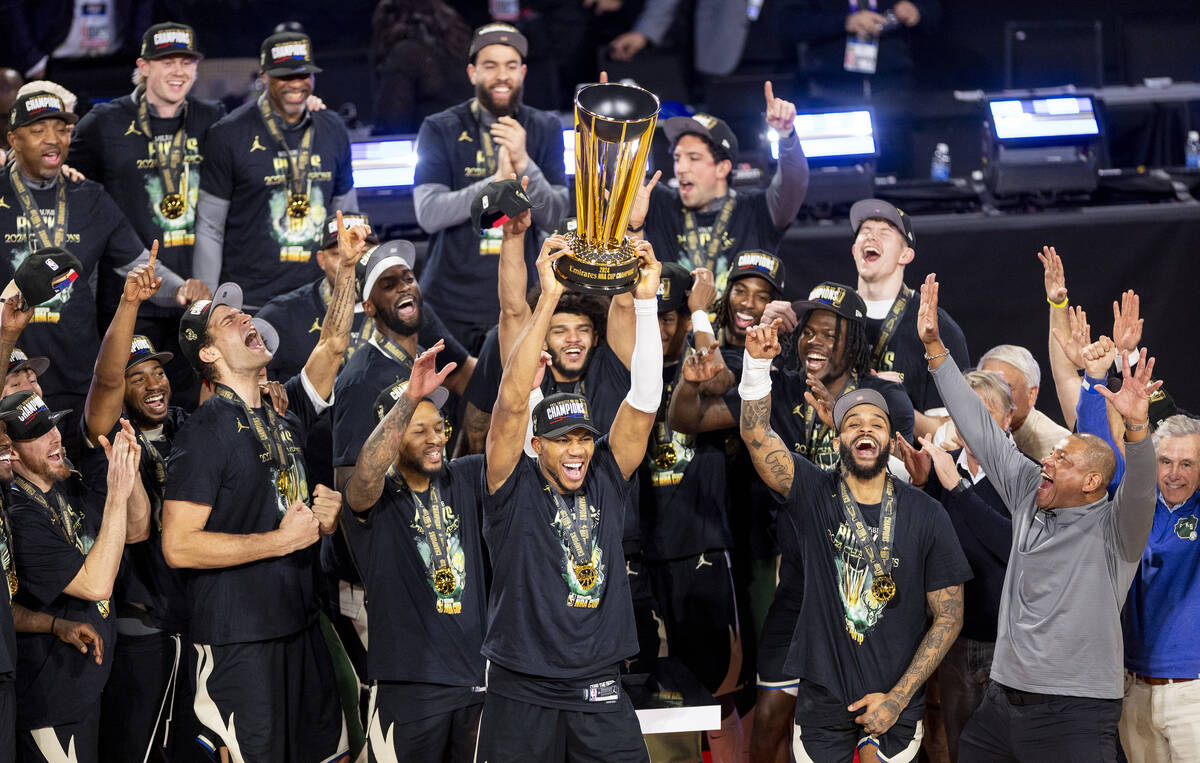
<box><xmin>346</xmin><ymin>393</ymin><xmax>416</xmax><ymax>507</ymax></box>
<box><xmin>740</xmin><ymin>396</ymin><xmax>770</xmax><ymax>434</ymax></box>
<box><xmin>320</xmin><ymin>270</ymin><xmax>357</xmax><ymax>343</ymax></box>
<box><xmin>740</xmin><ymin>396</ymin><xmax>793</xmax><ymax>493</ymax></box>
<box><xmin>890</xmin><ymin>585</ymin><xmax>963</xmax><ymax>705</ymax></box>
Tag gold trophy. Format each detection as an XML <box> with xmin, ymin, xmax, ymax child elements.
<box><xmin>556</xmin><ymin>83</ymin><xmax>660</xmax><ymax>293</ymax></box>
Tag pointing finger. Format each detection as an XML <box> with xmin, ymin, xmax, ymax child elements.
<box><xmin>764</xmin><ymin>80</ymin><xmax>775</xmax><ymax>106</ymax></box>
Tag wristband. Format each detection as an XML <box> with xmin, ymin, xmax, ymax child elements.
<box><xmin>1124</xmin><ymin>419</ymin><xmax>1149</xmax><ymax>432</ymax></box>
<box><xmin>1047</xmin><ymin>295</ymin><xmax>1069</xmax><ymax>309</ymax></box>
<box><xmin>1081</xmin><ymin>374</ymin><xmax>1107</xmax><ymax>392</ymax></box>
<box><xmin>691</xmin><ymin>310</ymin><xmax>715</xmax><ymax>336</ymax></box>
<box><xmin>924</xmin><ymin>349</ymin><xmax>950</xmax><ymax>363</ymax></box>
<box><xmin>50</xmin><ymin>616</ymin><xmax>57</xmax><ymax>633</ymax></box>
<box><xmin>738</xmin><ymin>351</ymin><xmax>773</xmax><ymax>401</ymax></box>
<box><xmin>628</xmin><ymin>221</ymin><xmax>645</xmax><ymax>233</ymax></box>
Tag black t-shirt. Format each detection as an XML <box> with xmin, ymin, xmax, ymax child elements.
<box><xmin>414</xmin><ymin>100</ymin><xmax>566</xmax><ymax>331</ymax></box>
<box><xmin>463</xmin><ymin>325</ymin><xmax>501</xmax><ymax>413</ymax></box>
<box><xmin>724</xmin><ymin>369</ymin><xmax>915</xmax><ymax>470</ymax></box>
<box><xmin>0</xmin><ymin>499</ymin><xmax>17</xmax><ymax>681</ymax></box>
<box><xmin>9</xmin><ymin>473</ymin><xmax>115</xmax><ymax>728</ymax></box>
<box><xmin>0</xmin><ymin>168</ymin><xmax>144</xmax><ymax>405</ymax></box>
<box><xmin>331</xmin><ymin>340</ymin><xmax>416</xmax><ymax>468</ymax></box>
<box><xmin>164</xmin><ymin>377</ymin><xmax>322</xmax><ymax>645</ymax></box>
<box><xmin>644</xmin><ymin>184</ymin><xmax>783</xmax><ymax>293</ymax></box>
<box><xmin>343</xmin><ymin>456</ymin><xmax>487</xmax><ymax>691</ymax></box>
<box><xmin>639</xmin><ymin>358</ymin><xmax>733</xmax><ymax>561</ymax></box>
<box><xmin>201</xmin><ymin>100</ymin><xmax>354</xmax><ymax>308</ymax></box>
<box><xmin>866</xmin><ymin>296</ymin><xmax>970</xmax><ymax>412</ymax></box>
<box><xmin>776</xmin><ymin>456</ymin><xmax>971</xmax><ymax>718</ymax></box>
<box><xmin>482</xmin><ymin>439</ymin><xmax>638</xmax><ymax>679</ymax></box>
<box><xmin>69</xmin><ymin>93</ymin><xmax>225</xmax><ymax>315</ymax></box>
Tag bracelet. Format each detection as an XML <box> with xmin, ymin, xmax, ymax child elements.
<box><xmin>1047</xmin><ymin>295</ymin><xmax>1069</xmax><ymax>309</ymax></box>
<box><xmin>50</xmin><ymin>616</ymin><xmax>57</xmax><ymax>633</ymax></box>
<box><xmin>1124</xmin><ymin>419</ymin><xmax>1149</xmax><ymax>432</ymax></box>
<box><xmin>627</xmin><ymin>222</ymin><xmax>645</xmax><ymax>233</ymax></box>
<box><xmin>923</xmin><ymin>349</ymin><xmax>950</xmax><ymax>362</ymax></box>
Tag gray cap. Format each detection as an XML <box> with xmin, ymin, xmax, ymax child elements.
<box><xmin>833</xmin><ymin>388</ymin><xmax>890</xmax><ymax>431</ymax></box>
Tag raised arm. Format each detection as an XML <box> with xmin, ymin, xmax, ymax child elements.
<box><xmin>486</xmin><ymin>241</ymin><xmax>570</xmax><ymax>493</ymax></box>
<box><xmin>1041</xmin><ymin>246</ymin><xmax>1083</xmax><ymax>429</ymax></box>
<box><xmin>667</xmin><ymin>348</ymin><xmax>737</xmax><ymax>434</ymax></box>
<box><xmin>609</xmin><ymin>239</ymin><xmax>664</xmax><ymax>477</ymax></box>
<box><xmin>763</xmin><ymin>81</ymin><xmax>808</xmax><ymax>228</ymax></box>
<box><xmin>344</xmin><ymin>343</ymin><xmax>455</xmax><ymax>512</ymax></box>
<box><xmin>0</xmin><ymin>294</ymin><xmax>33</xmax><ymax>393</ymax></box>
<box><xmin>302</xmin><ymin>211</ymin><xmax>370</xmax><ymax>400</ymax></box>
<box><xmin>496</xmin><ymin>185</ymin><xmax>535</xmax><ymax>364</ymax></box>
<box><xmin>738</xmin><ymin>319</ymin><xmax>795</xmax><ymax>496</ymax></box>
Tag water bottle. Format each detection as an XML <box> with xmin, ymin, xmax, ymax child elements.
<box><xmin>489</xmin><ymin>0</ymin><xmax>520</xmax><ymax>22</ymax></box>
<box><xmin>1186</xmin><ymin>131</ymin><xmax>1200</xmax><ymax>169</ymax></box>
<box><xmin>931</xmin><ymin>142</ymin><xmax>951</xmax><ymax>181</ymax></box>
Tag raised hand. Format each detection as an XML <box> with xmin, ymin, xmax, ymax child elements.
<box><xmin>495</xmin><ymin>144</ymin><xmax>514</xmax><ymax>181</ymax></box>
<box><xmin>532</xmin><ymin>350</ymin><xmax>551</xmax><ymax>390</ymax></box>
<box><xmin>627</xmin><ymin>170</ymin><xmax>662</xmax><ymax>232</ymax></box>
<box><xmin>803</xmin><ymin>374</ymin><xmax>835</xmax><ymax>430</ymax></box>
<box><xmin>336</xmin><ymin>209</ymin><xmax>373</xmax><ymax>272</ymax></box>
<box><xmin>916</xmin><ymin>273</ymin><xmax>941</xmax><ymax>346</ymax></box>
<box><xmin>1081</xmin><ymin>335</ymin><xmax>1117</xmax><ymax>380</ymax></box>
<box><xmin>764</xmin><ymin>81</ymin><xmax>796</xmax><ymax>137</ymax></box>
<box><xmin>1096</xmin><ymin>348</ymin><xmax>1161</xmax><ymax>426</ymax></box>
<box><xmin>310</xmin><ymin>484</ymin><xmax>341</xmax><ymax>536</ymax></box>
<box><xmin>917</xmin><ymin>434</ymin><xmax>960</xmax><ymax>491</ymax></box>
<box><xmin>174</xmin><ymin>278</ymin><xmax>211</xmax><ymax>306</ymax></box>
<box><xmin>502</xmin><ymin>175</ymin><xmax>533</xmax><ymax>238</ymax></box>
<box><xmin>746</xmin><ymin>318</ymin><xmax>782</xmax><ymax>360</ymax></box>
<box><xmin>491</xmin><ymin>117</ymin><xmax>529</xmax><ymax>174</ymax></box>
<box><xmin>761</xmin><ymin>299</ymin><xmax>798</xmax><ymax>333</ymax></box>
<box><xmin>535</xmin><ymin>237</ymin><xmax>571</xmax><ymax>301</ymax></box>
<box><xmin>1037</xmin><ymin>245</ymin><xmax>1067</xmax><ymax>305</ymax></box>
<box><xmin>631</xmin><ymin>238</ymin><xmax>662</xmax><ymax>301</ymax></box>
<box><xmin>894</xmin><ymin>434</ymin><xmax>930</xmax><ymax>487</ymax></box>
<box><xmin>688</xmin><ymin>268</ymin><xmax>717</xmax><ymax>314</ymax></box>
<box><xmin>1111</xmin><ymin>290</ymin><xmax>1143</xmax><ymax>356</ymax></box>
<box><xmin>0</xmin><ymin>292</ymin><xmax>33</xmax><ymax>343</ymax></box>
<box><xmin>682</xmin><ymin>346</ymin><xmax>723</xmax><ymax>383</ymax></box>
<box><xmin>100</xmin><ymin>420</ymin><xmax>141</xmax><ymax>502</ymax></box>
<box><xmin>1051</xmin><ymin>305</ymin><xmax>1090</xmax><ymax>370</ymax></box>
<box><xmin>408</xmin><ymin>340</ymin><xmax>457</xmax><ymax>401</ymax></box>
<box><xmin>125</xmin><ymin>241</ymin><xmax>163</xmax><ymax>305</ymax></box>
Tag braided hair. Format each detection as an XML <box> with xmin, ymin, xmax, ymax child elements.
<box><xmin>781</xmin><ymin>311</ymin><xmax>873</xmax><ymax>380</ymax></box>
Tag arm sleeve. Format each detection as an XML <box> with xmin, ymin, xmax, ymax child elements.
<box><xmin>1075</xmin><ymin>376</ymin><xmax>1125</xmax><ymax>489</ymax></box>
<box><xmin>413</xmin><ymin>118</ymin><xmax>490</xmax><ymax>233</ymax></box>
<box><xmin>192</xmin><ymin>191</ymin><xmax>229</xmax><ymax>290</ymax></box>
<box><xmin>1109</xmin><ymin>437</ymin><xmax>1157</xmax><ymax>562</ymax></box>
<box><xmin>633</xmin><ymin>0</ymin><xmax>684</xmax><ymax>44</ymax></box>
<box><xmin>765</xmin><ymin>132</ymin><xmax>809</xmax><ymax>229</ymax></box>
<box><xmin>931</xmin><ymin>356</ymin><xmax>1041</xmax><ymax>513</ymax></box>
<box><xmin>330</xmin><ymin>188</ymin><xmax>358</xmax><ymax>214</ymax></box>
<box><xmin>332</xmin><ymin>123</ymin><xmax>355</xmax><ymax>198</ymax></box>
<box><xmin>112</xmin><ymin>248</ymin><xmax>186</xmax><ymax>306</ymax></box>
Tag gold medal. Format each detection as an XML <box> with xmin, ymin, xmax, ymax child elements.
<box><xmin>287</xmin><ymin>193</ymin><xmax>310</xmax><ymax>220</ymax></box>
<box><xmin>574</xmin><ymin>562</ymin><xmax>598</xmax><ymax>592</ymax></box>
<box><xmin>160</xmin><ymin>192</ymin><xmax>186</xmax><ymax>219</ymax></box>
<box><xmin>277</xmin><ymin>470</ymin><xmax>293</xmax><ymax>502</ymax></box>
<box><xmin>433</xmin><ymin>567</ymin><xmax>457</xmax><ymax>596</ymax></box>
<box><xmin>6</xmin><ymin>570</ymin><xmax>16</xmax><ymax>598</ymax></box>
<box><xmin>871</xmin><ymin>574</ymin><xmax>896</xmax><ymax>603</ymax></box>
<box><xmin>654</xmin><ymin>443</ymin><xmax>676</xmax><ymax>470</ymax></box>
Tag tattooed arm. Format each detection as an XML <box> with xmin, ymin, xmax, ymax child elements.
<box><xmin>850</xmin><ymin>584</ymin><xmax>964</xmax><ymax>737</ymax></box>
<box><xmin>738</xmin><ymin>320</ymin><xmax>795</xmax><ymax>496</ymax></box>
<box><xmin>303</xmin><ymin>212</ymin><xmax>370</xmax><ymax>400</ymax></box>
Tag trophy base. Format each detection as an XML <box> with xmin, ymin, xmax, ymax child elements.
<box><xmin>553</xmin><ymin>234</ymin><xmax>640</xmax><ymax>294</ymax></box>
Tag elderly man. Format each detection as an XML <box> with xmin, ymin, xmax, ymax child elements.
<box><xmin>1120</xmin><ymin>414</ymin><xmax>1200</xmax><ymax>762</ymax></box>
<box><xmin>979</xmin><ymin>344</ymin><xmax>1068</xmax><ymax>462</ymax></box>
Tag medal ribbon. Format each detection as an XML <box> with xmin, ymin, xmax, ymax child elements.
<box><xmin>836</xmin><ymin>475</ymin><xmax>896</xmax><ymax>584</ymax></box>
<box><xmin>12</xmin><ymin>475</ymin><xmax>82</xmax><ymax>551</ymax></box>
<box><xmin>681</xmin><ymin>194</ymin><xmax>736</xmax><ymax>273</ymax></box>
<box><xmin>0</xmin><ymin>502</ymin><xmax>17</xmax><ymax>598</ymax></box>
<box><xmin>391</xmin><ymin>470</ymin><xmax>457</xmax><ymax>590</ymax></box>
<box><xmin>257</xmin><ymin>95</ymin><xmax>314</xmax><ymax>203</ymax></box>
<box><xmin>871</xmin><ymin>287</ymin><xmax>913</xmax><ymax>368</ymax></box>
<box><xmin>133</xmin><ymin>425</ymin><xmax>169</xmax><ymax>531</ymax></box>
<box><xmin>211</xmin><ymin>384</ymin><xmax>297</xmax><ymax>501</ymax></box>
<box><xmin>136</xmin><ymin>90</ymin><xmax>189</xmax><ymax>206</ymax></box>
<box><xmin>801</xmin><ymin>376</ymin><xmax>858</xmax><ymax>466</ymax></box>
<box><xmin>541</xmin><ymin>478</ymin><xmax>595</xmax><ymax>570</ymax></box>
<box><xmin>470</xmin><ymin>100</ymin><xmax>498</xmax><ymax>176</ymax></box>
<box><xmin>369</xmin><ymin>328</ymin><xmax>415</xmax><ymax>371</ymax></box>
<box><xmin>10</xmin><ymin>171</ymin><xmax>67</xmax><ymax>249</ymax></box>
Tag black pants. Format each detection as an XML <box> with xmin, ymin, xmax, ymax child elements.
<box><xmin>958</xmin><ymin>681</ymin><xmax>1123</xmax><ymax>762</ymax></box>
<box><xmin>0</xmin><ymin>679</ymin><xmax>13</xmax><ymax>763</ymax></box>
<box><xmin>365</xmin><ymin>684</ymin><xmax>481</xmax><ymax>763</ymax></box>
<box><xmin>475</xmin><ymin>691</ymin><xmax>649</xmax><ymax>763</ymax></box>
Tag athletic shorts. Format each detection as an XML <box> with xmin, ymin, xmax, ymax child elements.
<box><xmin>365</xmin><ymin>681</ymin><xmax>483</xmax><ymax>763</ymax></box>
<box><xmin>756</xmin><ymin>587</ymin><xmax>802</xmax><ymax>693</ymax></box>
<box><xmin>792</xmin><ymin>679</ymin><xmax>923</xmax><ymax>763</ymax></box>
<box><xmin>18</xmin><ymin>705</ymin><xmax>99</xmax><ymax>763</ymax></box>
<box><xmin>474</xmin><ymin>690</ymin><xmax>649</xmax><ymax>763</ymax></box>
<box><xmin>192</xmin><ymin>622</ymin><xmax>349</xmax><ymax>763</ymax></box>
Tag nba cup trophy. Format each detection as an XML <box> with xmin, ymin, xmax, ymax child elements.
<box><xmin>555</xmin><ymin>83</ymin><xmax>660</xmax><ymax>293</ymax></box>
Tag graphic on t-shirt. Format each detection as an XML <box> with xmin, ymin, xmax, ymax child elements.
<box><xmin>828</xmin><ymin>521</ymin><xmax>898</xmax><ymax>643</ymax></box>
<box><xmin>552</xmin><ymin>503</ymin><xmax>606</xmax><ymax>609</ymax></box>
<box><xmin>674</xmin><ymin>226</ymin><xmax>737</xmax><ymax>289</ymax></box>
<box><xmin>144</xmin><ymin>135</ymin><xmax>203</xmax><ymax>248</ymax></box>
<box><xmin>648</xmin><ymin>429</ymin><xmax>695</xmax><ymax>488</ymax></box>
<box><xmin>271</xmin><ymin>432</ymin><xmax>310</xmax><ymax>519</ymax></box>
<box><xmin>1175</xmin><ymin>515</ymin><xmax>1198</xmax><ymax>541</ymax></box>
<box><xmin>409</xmin><ymin>501</ymin><xmax>467</xmax><ymax>614</ymax></box>
<box><xmin>267</xmin><ymin>153</ymin><xmax>328</xmax><ymax>263</ymax></box>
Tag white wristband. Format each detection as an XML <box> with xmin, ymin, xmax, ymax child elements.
<box><xmin>691</xmin><ymin>309</ymin><xmax>715</xmax><ymax>336</ymax></box>
<box><xmin>738</xmin><ymin>350</ymin><xmax>773</xmax><ymax>401</ymax></box>
<box><xmin>524</xmin><ymin>387</ymin><xmax>544</xmax><ymax>458</ymax></box>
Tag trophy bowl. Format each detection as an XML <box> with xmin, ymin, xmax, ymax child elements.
<box><xmin>555</xmin><ymin>82</ymin><xmax>660</xmax><ymax>294</ymax></box>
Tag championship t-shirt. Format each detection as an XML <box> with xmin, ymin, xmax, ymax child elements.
<box><xmin>69</xmin><ymin>92</ymin><xmax>225</xmax><ymax>315</ymax></box>
<box><xmin>0</xmin><ymin>168</ymin><xmax>144</xmax><ymax>406</ymax></box>
<box><xmin>481</xmin><ymin>439</ymin><xmax>638</xmax><ymax>680</ymax></box>
<box><xmin>865</xmin><ymin>295</ymin><xmax>970</xmax><ymax>412</ymax></box>
<box><xmin>775</xmin><ymin>455</ymin><xmax>971</xmax><ymax>719</ymax></box>
<box><xmin>343</xmin><ymin>456</ymin><xmax>487</xmax><ymax>701</ymax></box>
<box><xmin>9</xmin><ymin>473</ymin><xmax>115</xmax><ymax>728</ymax></box>
<box><xmin>415</xmin><ymin>100</ymin><xmax>567</xmax><ymax>333</ymax></box>
<box><xmin>644</xmin><ymin>185</ymin><xmax>783</xmax><ymax>295</ymax></box>
<box><xmin>331</xmin><ymin>339</ymin><xmax>418</xmax><ymax>469</ymax></box>
<box><xmin>165</xmin><ymin>376</ymin><xmax>323</xmax><ymax>645</ymax></box>
<box><xmin>201</xmin><ymin>99</ymin><xmax>354</xmax><ymax>307</ymax></box>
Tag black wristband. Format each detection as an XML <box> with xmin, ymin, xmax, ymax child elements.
<box><xmin>50</xmin><ymin>616</ymin><xmax>57</xmax><ymax>634</ymax></box>
<box><xmin>628</xmin><ymin>222</ymin><xmax>645</xmax><ymax>233</ymax></box>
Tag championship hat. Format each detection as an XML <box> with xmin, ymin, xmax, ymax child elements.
<box><xmin>0</xmin><ymin>390</ymin><xmax>70</xmax><ymax>442</ymax></box>
<box><xmin>0</xmin><ymin>247</ymin><xmax>83</xmax><ymax>307</ymax></box>
<box><xmin>532</xmin><ymin>392</ymin><xmax>600</xmax><ymax>439</ymax></box>
<box><xmin>8</xmin><ymin>90</ymin><xmax>77</xmax><ymax>131</ymax></box>
<box><xmin>126</xmin><ymin>335</ymin><xmax>173</xmax><ymax>372</ymax></box>
<box><xmin>792</xmin><ymin>282</ymin><xmax>867</xmax><ymax>326</ymax></box>
<box><xmin>849</xmin><ymin>199</ymin><xmax>915</xmax><ymax>247</ymax></box>
<box><xmin>139</xmin><ymin>22</ymin><xmax>202</xmax><ymax>60</ymax></box>
<box><xmin>662</xmin><ymin>113</ymin><xmax>738</xmax><ymax>162</ymax></box>
<box><xmin>727</xmin><ymin>250</ymin><xmax>785</xmax><ymax>295</ymax></box>
<box><xmin>373</xmin><ymin>379</ymin><xmax>450</xmax><ymax>422</ymax></box>
<box><xmin>7</xmin><ymin>348</ymin><xmax>49</xmax><ymax>378</ymax></box>
<box><xmin>468</xmin><ymin>23</ymin><xmax>529</xmax><ymax>61</ymax></box>
<box><xmin>178</xmin><ymin>283</ymin><xmax>243</xmax><ymax>372</ymax></box>
<box><xmin>832</xmin><ymin>388</ymin><xmax>891</xmax><ymax>431</ymax></box>
<box><xmin>656</xmin><ymin>263</ymin><xmax>691</xmax><ymax>314</ymax></box>
<box><xmin>260</xmin><ymin>32</ymin><xmax>322</xmax><ymax>77</ymax></box>
<box><xmin>472</xmin><ymin>179</ymin><xmax>533</xmax><ymax>231</ymax></box>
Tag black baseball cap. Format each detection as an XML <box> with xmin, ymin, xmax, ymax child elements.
<box><xmin>139</xmin><ymin>22</ymin><xmax>202</xmax><ymax>60</ymax></box>
<box><xmin>656</xmin><ymin>263</ymin><xmax>690</xmax><ymax>314</ymax></box>
<box><xmin>728</xmin><ymin>250</ymin><xmax>785</xmax><ymax>295</ymax></box>
<box><xmin>126</xmin><ymin>335</ymin><xmax>173</xmax><ymax>371</ymax></box>
<box><xmin>532</xmin><ymin>392</ymin><xmax>600</xmax><ymax>439</ymax></box>
<box><xmin>472</xmin><ymin>179</ymin><xmax>533</xmax><ymax>231</ymax></box>
<box><xmin>850</xmin><ymin>199</ymin><xmax>915</xmax><ymax>247</ymax></box>
<box><xmin>178</xmin><ymin>283</ymin><xmax>243</xmax><ymax>373</ymax></box>
<box><xmin>319</xmin><ymin>212</ymin><xmax>375</xmax><ymax>251</ymax></box>
<box><xmin>468</xmin><ymin>23</ymin><xmax>529</xmax><ymax>61</ymax></box>
<box><xmin>1</xmin><ymin>247</ymin><xmax>83</xmax><ymax>307</ymax></box>
<box><xmin>793</xmin><ymin>282</ymin><xmax>867</xmax><ymax>326</ymax></box>
<box><xmin>833</xmin><ymin>388</ymin><xmax>891</xmax><ymax>431</ymax></box>
<box><xmin>663</xmin><ymin>113</ymin><xmax>738</xmax><ymax>162</ymax></box>
<box><xmin>7</xmin><ymin>348</ymin><xmax>49</xmax><ymax>378</ymax></box>
<box><xmin>8</xmin><ymin>90</ymin><xmax>78</xmax><ymax>131</ymax></box>
<box><xmin>373</xmin><ymin>379</ymin><xmax>450</xmax><ymax>422</ymax></box>
<box><xmin>0</xmin><ymin>390</ymin><xmax>70</xmax><ymax>442</ymax></box>
<box><xmin>260</xmin><ymin>32</ymin><xmax>322</xmax><ymax>77</ymax></box>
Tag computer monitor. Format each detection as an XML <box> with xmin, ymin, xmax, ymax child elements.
<box><xmin>769</xmin><ymin>109</ymin><xmax>877</xmax><ymax>162</ymax></box>
<box><xmin>987</xmin><ymin>97</ymin><xmax>1100</xmax><ymax>143</ymax></box>
<box><xmin>351</xmin><ymin>137</ymin><xmax>418</xmax><ymax>189</ymax></box>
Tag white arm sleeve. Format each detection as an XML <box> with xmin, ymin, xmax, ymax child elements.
<box><xmin>624</xmin><ymin>298</ymin><xmax>664</xmax><ymax>413</ymax></box>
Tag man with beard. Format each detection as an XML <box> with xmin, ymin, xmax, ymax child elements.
<box><xmin>739</xmin><ymin>318</ymin><xmax>969</xmax><ymax>763</ymax></box>
<box><xmin>413</xmin><ymin>23</ymin><xmax>568</xmax><ymax>351</ymax></box>
<box><xmin>476</xmin><ymin>232</ymin><xmax>660</xmax><ymax>762</ymax></box>
<box><xmin>2</xmin><ymin>391</ymin><xmax>148</xmax><ymax>762</ymax></box>
<box><xmin>341</xmin><ymin>345</ymin><xmax>488</xmax><ymax>762</ymax></box>
<box><xmin>194</xmin><ymin>30</ymin><xmax>356</xmax><ymax>311</ymax></box>
<box><xmin>628</xmin><ymin>86</ymin><xmax>808</xmax><ymax>290</ymax></box>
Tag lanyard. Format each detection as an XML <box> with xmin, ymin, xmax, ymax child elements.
<box><xmin>369</xmin><ymin>327</ymin><xmax>415</xmax><ymax>371</ymax></box>
<box><xmin>470</xmin><ymin>100</ymin><xmax>498</xmax><ymax>176</ymax></box>
<box><xmin>681</xmin><ymin>195</ymin><xmax>737</xmax><ymax>273</ymax></box>
<box><xmin>871</xmin><ymin>287</ymin><xmax>912</xmax><ymax>368</ymax></box>
<box><xmin>836</xmin><ymin>474</ymin><xmax>898</xmax><ymax>601</ymax></box>
<box><xmin>390</xmin><ymin>469</ymin><xmax>461</xmax><ymax>602</ymax></box>
<box><xmin>257</xmin><ymin>95</ymin><xmax>314</xmax><ymax>224</ymax></box>
<box><xmin>12</xmin><ymin>475</ymin><xmax>82</xmax><ymax>551</ymax></box>
<box><xmin>134</xmin><ymin>425</ymin><xmax>168</xmax><ymax>532</ymax></box>
<box><xmin>10</xmin><ymin>171</ymin><xmax>67</xmax><ymax>249</ymax></box>
<box><xmin>136</xmin><ymin>90</ymin><xmax>189</xmax><ymax>218</ymax></box>
<box><xmin>0</xmin><ymin>504</ymin><xmax>16</xmax><ymax>600</ymax></box>
<box><xmin>211</xmin><ymin>384</ymin><xmax>298</xmax><ymax>504</ymax></box>
<box><xmin>540</xmin><ymin>474</ymin><xmax>599</xmax><ymax>592</ymax></box>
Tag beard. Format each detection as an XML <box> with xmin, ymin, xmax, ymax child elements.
<box><xmin>400</xmin><ymin>452</ymin><xmax>445</xmax><ymax>480</ymax></box>
<box><xmin>375</xmin><ymin>297</ymin><xmax>421</xmax><ymax>338</ymax></box>
<box><xmin>838</xmin><ymin>438</ymin><xmax>891</xmax><ymax>481</ymax></box>
<box><xmin>549</xmin><ymin>346</ymin><xmax>592</xmax><ymax>382</ymax></box>
<box><xmin>477</xmin><ymin>81</ymin><xmax>522</xmax><ymax>118</ymax></box>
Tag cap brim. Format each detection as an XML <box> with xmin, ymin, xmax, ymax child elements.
<box><xmin>792</xmin><ymin>298</ymin><xmax>861</xmax><ymax>325</ymax></box>
<box><xmin>423</xmin><ymin>387</ymin><xmax>450</xmax><ymax>411</ymax></box>
<box><xmin>142</xmin><ymin>49</ymin><xmax>203</xmax><ymax>60</ymax></box>
<box><xmin>849</xmin><ymin>199</ymin><xmax>909</xmax><ymax>241</ymax></box>
<box><xmin>24</xmin><ymin>112</ymin><xmax>79</xmax><ymax>127</ymax></box>
<box><xmin>127</xmin><ymin>351</ymin><xmax>173</xmax><ymax>371</ymax></box>
<box><xmin>10</xmin><ymin>357</ymin><xmax>50</xmax><ymax>377</ymax></box>
<box><xmin>536</xmin><ymin>421</ymin><xmax>602</xmax><ymax>439</ymax></box>
<box><xmin>728</xmin><ymin>269</ymin><xmax>782</xmax><ymax>294</ymax></box>
<box><xmin>662</xmin><ymin>116</ymin><xmax>712</xmax><ymax>147</ymax></box>
<box><xmin>263</xmin><ymin>64</ymin><xmax>322</xmax><ymax>76</ymax></box>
